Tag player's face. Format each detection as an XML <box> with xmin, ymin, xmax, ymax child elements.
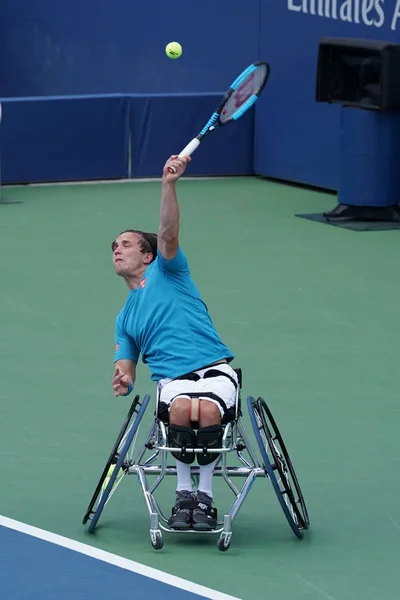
<box><xmin>112</xmin><ymin>232</ymin><xmax>149</xmax><ymax>276</ymax></box>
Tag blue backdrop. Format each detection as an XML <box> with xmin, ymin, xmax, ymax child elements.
<box><xmin>0</xmin><ymin>0</ymin><xmax>261</xmax><ymax>96</ymax></box>
<box><xmin>2</xmin><ymin>1</ymin><xmax>400</xmax><ymax>188</ymax></box>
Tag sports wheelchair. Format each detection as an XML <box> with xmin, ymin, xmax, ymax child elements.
<box><xmin>82</xmin><ymin>368</ymin><xmax>310</xmax><ymax>552</ymax></box>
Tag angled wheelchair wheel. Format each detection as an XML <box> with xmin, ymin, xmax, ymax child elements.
<box><xmin>247</xmin><ymin>396</ymin><xmax>310</xmax><ymax>539</ymax></box>
<box><xmin>82</xmin><ymin>394</ymin><xmax>150</xmax><ymax>533</ymax></box>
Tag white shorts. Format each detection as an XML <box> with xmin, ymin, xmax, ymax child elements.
<box><xmin>157</xmin><ymin>363</ymin><xmax>238</xmax><ymax>418</ymax></box>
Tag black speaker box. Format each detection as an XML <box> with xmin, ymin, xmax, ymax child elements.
<box><xmin>316</xmin><ymin>37</ymin><xmax>400</xmax><ymax>111</ymax></box>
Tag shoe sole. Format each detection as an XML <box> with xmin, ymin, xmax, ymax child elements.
<box><xmin>192</xmin><ymin>522</ymin><xmax>217</xmax><ymax>531</ymax></box>
<box><xmin>169</xmin><ymin>522</ymin><xmax>192</xmax><ymax>530</ymax></box>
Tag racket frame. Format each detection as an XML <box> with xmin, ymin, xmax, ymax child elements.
<box><xmin>167</xmin><ymin>60</ymin><xmax>270</xmax><ymax>173</ymax></box>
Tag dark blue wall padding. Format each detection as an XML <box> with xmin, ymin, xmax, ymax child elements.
<box><xmin>0</xmin><ymin>0</ymin><xmax>261</xmax><ymax>97</ymax></box>
<box><xmin>254</xmin><ymin>3</ymin><xmax>400</xmax><ymax>191</ymax></box>
<box><xmin>130</xmin><ymin>94</ymin><xmax>254</xmax><ymax>178</ymax></box>
<box><xmin>1</xmin><ymin>95</ymin><xmax>130</xmax><ymax>184</ymax></box>
<box><xmin>0</xmin><ymin>94</ymin><xmax>253</xmax><ymax>184</ymax></box>
<box><xmin>339</xmin><ymin>107</ymin><xmax>400</xmax><ymax>207</ymax></box>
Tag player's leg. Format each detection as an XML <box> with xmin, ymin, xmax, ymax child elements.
<box><xmin>192</xmin><ymin>400</ymin><xmax>221</xmax><ymax>530</ymax></box>
<box><xmin>167</xmin><ymin>396</ymin><xmax>197</xmax><ymax>530</ymax></box>
<box><xmin>191</xmin><ymin>365</ymin><xmax>238</xmax><ymax>531</ymax></box>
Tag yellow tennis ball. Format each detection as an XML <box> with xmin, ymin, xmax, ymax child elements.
<box><xmin>102</xmin><ymin>464</ymin><xmax>123</xmax><ymax>491</ymax></box>
<box><xmin>166</xmin><ymin>42</ymin><xmax>182</xmax><ymax>59</ymax></box>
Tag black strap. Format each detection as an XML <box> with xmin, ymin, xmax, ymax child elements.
<box><xmin>202</xmin><ymin>369</ymin><xmax>238</xmax><ymax>389</ymax></box>
<box><xmin>173</xmin><ymin>367</ymin><xmax>237</xmax><ymax>389</ymax></box>
<box><xmin>234</xmin><ymin>368</ymin><xmax>242</xmax><ymax>388</ymax></box>
<box><xmin>174</xmin><ymin>372</ymin><xmax>201</xmax><ymax>382</ymax></box>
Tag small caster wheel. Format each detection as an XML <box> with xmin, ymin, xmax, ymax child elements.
<box><xmin>217</xmin><ymin>536</ymin><xmax>230</xmax><ymax>552</ymax></box>
<box><xmin>151</xmin><ymin>532</ymin><xmax>164</xmax><ymax>550</ymax></box>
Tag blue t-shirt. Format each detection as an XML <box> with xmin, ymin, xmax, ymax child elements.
<box><xmin>114</xmin><ymin>247</ymin><xmax>234</xmax><ymax>381</ymax></box>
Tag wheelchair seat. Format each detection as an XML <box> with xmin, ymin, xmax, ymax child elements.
<box><xmin>155</xmin><ymin>367</ymin><xmax>243</xmax><ymax>426</ymax></box>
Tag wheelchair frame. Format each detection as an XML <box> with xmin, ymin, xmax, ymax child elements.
<box><xmin>82</xmin><ymin>369</ymin><xmax>310</xmax><ymax>552</ymax></box>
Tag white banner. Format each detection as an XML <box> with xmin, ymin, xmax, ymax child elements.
<box><xmin>287</xmin><ymin>0</ymin><xmax>400</xmax><ymax>32</ymax></box>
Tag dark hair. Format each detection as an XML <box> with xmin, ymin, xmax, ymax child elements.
<box><xmin>111</xmin><ymin>230</ymin><xmax>158</xmax><ymax>262</ymax></box>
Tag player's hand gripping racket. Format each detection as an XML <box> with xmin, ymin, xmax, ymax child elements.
<box><xmin>168</xmin><ymin>60</ymin><xmax>270</xmax><ymax>173</ymax></box>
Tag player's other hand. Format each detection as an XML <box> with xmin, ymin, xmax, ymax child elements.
<box><xmin>112</xmin><ymin>367</ymin><xmax>132</xmax><ymax>397</ymax></box>
<box><xmin>163</xmin><ymin>155</ymin><xmax>191</xmax><ymax>183</ymax></box>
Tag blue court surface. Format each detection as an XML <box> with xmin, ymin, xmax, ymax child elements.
<box><xmin>0</xmin><ymin>516</ymin><xmax>240</xmax><ymax>600</ymax></box>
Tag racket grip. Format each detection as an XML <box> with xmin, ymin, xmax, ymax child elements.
<box><xmin>167</xmin><ymin>138</ymin><xmax>200</xmax><ymax>174</ymax></box>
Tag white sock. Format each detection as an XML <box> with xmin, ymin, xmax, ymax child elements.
<box><xmin>198</xmin><ymin>459</ymin><xmax>218</xmax><ymax>499</ymax></box>
<box><xmin>176</xmin><ymin>460</ymin><xmax>193</xmax><ymax>493</ymax></box>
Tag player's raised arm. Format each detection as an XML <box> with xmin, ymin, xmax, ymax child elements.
<box><xmin>158</xmin><ymin>155</ymin><xmax>190</xmax><ymax>261</ymax></box>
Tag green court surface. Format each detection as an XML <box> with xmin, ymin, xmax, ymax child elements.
<box><xmin>1</xmin><ymin>177</ymin><xmax>400</xmax><ymax>599</ymax></box>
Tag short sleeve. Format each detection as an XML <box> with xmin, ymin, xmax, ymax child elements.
<box><xmin>114</xmin><ymin>313</ymin><xmax>139</xmax><ymax>363</ymax></box>
<box><xmin>157</xmin><ymin>246</ymin><xmax>190</xmax><ymax>275</ymax></box>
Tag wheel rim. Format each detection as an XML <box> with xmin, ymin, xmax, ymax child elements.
<box><xmin>82</xmin><ymin>395</ymin><xmax>142</xmax><ymax>524</ymax></box>
<box><xmin>87</xmin><ymin>394</ymin><xmax>151</xmax><ymax>532</ymax></box>
<box><xmin>247</xmin><ymin>395</ymin><xmax>309</xmax><ymax>538</ymax></box>
<box><xmin>256</xmin><ymin>398</ymin><xmax>309</xmax><ymax>529</ymax></box>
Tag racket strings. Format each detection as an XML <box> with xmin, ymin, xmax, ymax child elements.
<box><xmin>220</xmin><ymin>63</ymin><xmax>269</xmax><ymax>124</ymax></box>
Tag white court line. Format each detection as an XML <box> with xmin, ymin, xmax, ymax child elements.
<box><xmin>0</xmin><ymin>515</ymin><xmax>241</xmax><ymax>600</ymax></box>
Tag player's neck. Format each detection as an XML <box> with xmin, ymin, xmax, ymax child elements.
<box><xmin>124</xmin><ymin>266</ymin><xmax>147</xmax><ymax>290</ymax></box>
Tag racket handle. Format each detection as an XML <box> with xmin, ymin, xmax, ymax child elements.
<box><xmin>167</xmin><ymin>138</ymin><xmax>200</xmax><ymax>174</ymax></box>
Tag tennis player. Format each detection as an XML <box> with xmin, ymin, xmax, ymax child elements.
<box><xmin>110</xmin><ymin>154</ymin><xmax>238</xmax><ymax>531</ymax></box>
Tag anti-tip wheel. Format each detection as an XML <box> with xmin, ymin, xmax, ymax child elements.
<box><xmin>217</xmin><ymin>536</ymin><xmax>231</xmax><ymax>552</ymax></box>
<box><xmin>151</xmin><ymin>532</ymin><xmax>164</xmax><ymax>550</ymax></box>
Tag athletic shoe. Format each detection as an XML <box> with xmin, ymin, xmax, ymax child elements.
<box><xmin>192</xmin><ymin>491</ymin><xmax>218</xmax><ymax>531</ymax></box>
<box><xmin>168</xmin><ymin>490</ymin><xmax>196</xmax><ymax>530</ymax></box>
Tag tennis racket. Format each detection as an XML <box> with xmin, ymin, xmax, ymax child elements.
<box><xmin>168</xmin><ymin>60</ymin><xmax>270</xmax><ymax>174</ymax></box>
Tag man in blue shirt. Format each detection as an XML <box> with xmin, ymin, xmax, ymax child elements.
<box><xmin>111</xmin><ymin>154</ymin><xmax>238</xmax><ymax>531</ymax></box>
